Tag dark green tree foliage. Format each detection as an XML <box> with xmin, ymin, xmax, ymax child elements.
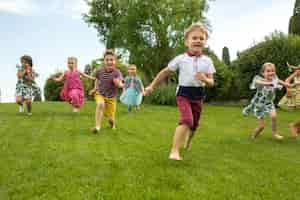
<box><xmin>44</xmin><ymin>72</ymin><xmax>64</xmax><ymax>101</ymax></box>
<box><xmin>289</xmin><ymin>0</ymin><xmax>300</xmax><ymax>35</ymax></box>
<box><xmin>84</xmin><ymin>0</ymin><xmax>209</xmax><ymax>78</ymax></box>
<box><xmin>232</xmin><ymin>32</ymin><xmax>300</xmax><ymax>102</ymax></box>
<box><xmin>222</xmin><ymin>46</ymin><xmax>231</xmax><ymax>66</ymax></box>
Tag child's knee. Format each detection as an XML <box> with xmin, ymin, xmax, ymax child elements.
<box><xmin>96</xmin><ymin>102</ymin><xmax>104</xmax><ymax>109</ymax></box>
<box><xmin>180</xmin><ymin>117</ymin><xmax>194</xmax><ymax>129</ymax></box>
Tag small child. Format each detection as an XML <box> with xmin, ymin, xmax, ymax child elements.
<box><xmin>243</xmin><ymin>62</ymin><xmax>290</xmax><ymax>140</ymax></box>
<box><xmin>289</xmin><ymin>120</ymin><xmax>300</xmax><ymax>138</ymax></box>
<box><xmin>90</xmin><ymin>50</ymin><xmax>124</xmax><ymax>133</ymax></box>
<box><xmin>52</xmin><ymin>57</ymin><xmax>95</xmax><ymax>112</ymax></box>
<box><xmin>15</xmin><ymin>55</ymin><xmax>40</xmax><ymax>115</ymax></box>
<box><xmin>278</xmin><ymin>63</ymin><xmax>300</xmax><ymax>110</ymax></box>
<box><xmin>120</xmin><ymin>64</ymin><xmax>144</xmax><ymax>112</ymax></box>
<box><xmin>145</xmin><ymin>23</ymin><xmax>216</xmax><ymax>161</ymax></box>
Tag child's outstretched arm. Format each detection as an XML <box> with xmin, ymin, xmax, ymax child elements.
<box><xmin>195</xmin><ymin>73</ymin><xmax>214</xmax><ymax>87</ymax></box>
<box><xmin>278</xmin><ymin>80</ymin><xmax>292</xmax><ymax>88</ymax></box>
<box><xmin>79</xmin><ymin>71</ymin><xmax>96</xmax><ymax>80</ymax></box>
<box><xmin>52</xmin><ymin>73</ymin><xmax>64</xmax><ymax>82</ymax></box>
<box><xmin>113</xmin><ymin>78</ymin><xmax>124</xmax><ymax>88</ymax></box>
<box><xmin>145</xmin><ymin>67</ymin><xmax>172</xmax><ymax>95</ymax></box>
<box><xmin>89</xmin><ymin>79</ymin><xmax>98</xmax><ymax>95</ymax></box>
<box><xmin>255</xmin><ymin>79</ymin><xmax>273</xmax><ymax>86</ymax></box>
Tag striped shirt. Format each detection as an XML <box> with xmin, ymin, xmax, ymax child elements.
<box><xmin>96</xmin><ymin>67</ymin><xmax>123</xmax><ymax>98</ymax></box>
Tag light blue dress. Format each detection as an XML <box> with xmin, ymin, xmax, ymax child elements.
<box><xmin>120</xmin><ymin>76</ymin><xmax>143</xmax><ymax>106</ymax></box>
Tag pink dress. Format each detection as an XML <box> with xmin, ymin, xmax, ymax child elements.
<box><xmin>60</xmin><ymin>70</ymin><xmax>84</xmax><ymax>108</ymax></box>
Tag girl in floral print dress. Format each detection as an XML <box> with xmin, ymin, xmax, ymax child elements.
<box><xmin>243</xmin><ymin>62</ymin><xmax>291</xmax><ymax>140</ymax></box>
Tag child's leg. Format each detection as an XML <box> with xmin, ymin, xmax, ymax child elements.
<box><xmin>95</xmin><ymin>102</ymin><xmax>104</xmax><ymax>130</ymax></box>
<box><xmin>69</xmin><ymin>89</ymin><xmax>84</xmax><ymax>111</ymax></box>
<box><xmin>16</xmin><ymin>96</ymin><xmax>23</xmax><ymax>105</ymax></box>
<box><xmin>170</xmin><ymin>124</ymin><xmax>190</xmax><ymax>160</ymax></box>
<box><xmin>289</xmin><ymin>119</ymin><xmax>300</xmax><ymax>138</ymax></box>
<box><xmin>269</xmin><ymin>111</ymin><xmax>283</xmax><ymax>139</ymax></box>
<box><xmin>128</xmin><ymin>105</ymin><xmax>132</xmax><ymax>112</ymax></box>
<box><xmin>170</xmin><ymin>96</ymin><xmax>194</xmax><ymax>160</ymax></box>
<box><xmin>105</xmin><ymin>97</ymin><xmax>117</xmax><ymax>129</ymax></box>
<box><xmin>25</xmin><ymin>99</ymin><xmax>32</xmax><ymax>115</ymax></box>
<box><xmin>250</xmin><ymin>118</ymin><xmax>264</xmax><ymax>139</ymax></box>
<box><xmin>184</xmin><ymin>99</ymin><xmax>203</xmax><ymax>150</ymax></box>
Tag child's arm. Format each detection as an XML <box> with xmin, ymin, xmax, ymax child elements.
<box><xmin>52</xmin><ymin>73</ymin><xmax>64</xmax><ymax>82</ymax></box>
<box><xmin>26</xmin><ymin>68</ymin><xmax>35</xmax><ymax>81</ymax></box>
<box><xmin>113</xmin><ymin>78</ymin><xmax>124</xmax><ymax>88</ymax></box>
<box><xmin>279</xmin><ymin>80</ymin><xmax>292</xmax><ymax>88</ymax></box>
<box><xmin>255</xmin><ymin>79</ymin><xmax>273</xmax><ymax>86</ymax></box>
<box><xmin>89</xmin><ymin>79</ymin><xmax>98</xmax><ymax>95</ymax></box>
<box><xmin>145</xmin><ymin>67</ymin><xmax>172</xmax><ymax>95</ymax></box>
<box><xmin>285</xmin><ymin>71</ymin><xmax>298</xmax><ymax>84</ymax></box>
<box><xmin>195</xmin><ymin>72</ymin><xmax>214</xmax><ymax>87</ymax></box>
<box><xmin>79</xmin><ymin>71</ymin><xmax>96</xmax><ymax>80</ymax></box>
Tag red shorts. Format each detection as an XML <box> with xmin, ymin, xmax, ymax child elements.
<box><xmin>176</xmin><ymin>96</ymin><xmax>203</xmax><ymax>131</ymax></box>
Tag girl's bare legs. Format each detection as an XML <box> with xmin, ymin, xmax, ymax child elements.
<box><xmin>250</xmin><ymin>118</ymin><xmax>264</xmax><ymax>139</ymax></box>
<box><xmin>25</xmin><ymin>99</ymin><xmax>32</xmax><ymax>115</ymax></box>
<box><xmin>16</xmin><ymin>96</ymin><xmax>24</xmax><ymax>112</ymax></box>
<box><xmin>169</xmin><ymin>125</ymin><xmax>190</xmax><ymax>160</ymax></box>
<box><xmin>269</xmin><ymin>111</ymin><xmax>283</xmax><ymax>140</ymax></box>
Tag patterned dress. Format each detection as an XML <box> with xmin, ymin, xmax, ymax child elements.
<box><xmin>15</xmin><ymin>65</ymin><xmax>41</xmax><ymax>100</ymax></box>
<box><xmin>60</xmin><ymin>70</ymin><xmax>84</xmax><ymax>108</ymax></box>
<box><xmin>243</xmin><ymin>75</ymin><xmax>282</xmax><ymax>119</ymax></box>
<box><xmin>120</xmin><ymin>76</ymin><xmax>143</xmax><ymax>106</ymax></box>
<box><xmin>278</xmin><ymin>76</ymin><xmax>300</xmax><ymax>110</ymax></box>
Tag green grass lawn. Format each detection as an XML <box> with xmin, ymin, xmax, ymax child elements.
<box><xmin>0</xmin><ymin>101</ymin><xmax>299</xmax><ymax>200</ymax></box>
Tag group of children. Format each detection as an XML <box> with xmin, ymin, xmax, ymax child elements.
<box><xmin>15</xmin><ymin>23</ymin><xmax>300</xmax><ymax>161</ymax></box>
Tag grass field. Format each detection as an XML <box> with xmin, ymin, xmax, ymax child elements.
<box><xmin>0</xmin><ymin>102</ymin><xmax>299</xmax><ymax>200</ymax></box>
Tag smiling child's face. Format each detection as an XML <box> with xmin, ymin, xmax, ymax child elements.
<box><xmin>185</xmin><ymin>29</ymin><xmax>207</xmax><ymax>54</ymax></box>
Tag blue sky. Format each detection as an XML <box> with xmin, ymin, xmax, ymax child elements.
<box><xmin>0</xmin><ymin>0</ymin><xmax>294</xmax><ymax>102</ymax></box>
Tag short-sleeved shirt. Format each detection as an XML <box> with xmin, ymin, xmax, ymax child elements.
<box><xmin>95</xmin><ymin>67</ymin><xmax>123</xmax><ymax>98</ymax></box>
<box><xmin>168</xmin><ymin>53</ymin><xmax>216</xmax><ymax>87</ymax></box>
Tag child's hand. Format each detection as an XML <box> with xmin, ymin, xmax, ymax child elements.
<box><xmin>195</xmin><ymin>72</ymin><xmax>207</xmax><ymax>82</ymax></box>
<box><xmin>89</xmin><ymin>89</ymin><xmax>96</xmax><ymax>96</ymax></box>
<box><xmin>144</xmin><ymin>86</ymin><xmax>153</xmax><ymax>96</ymax></box>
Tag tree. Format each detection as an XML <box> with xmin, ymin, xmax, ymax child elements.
<box><xmin>222</xmin><ymin>46</ymin><xmax>231</xmax><ymax>66</ymax></box>
<box><xmin>289</xmin><ymin>0</ymin><xmax>300</xmax><ymax>35</ymax></box>
<box><xmin>84</xmin><ymin>0</ymin><xmax>210</xmax><ymax>78</ymax></box>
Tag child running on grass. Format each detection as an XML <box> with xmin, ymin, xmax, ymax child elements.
<box><xmin>120</xmin><ymin>64</ymin><xmax>145</xmax><ymax>112</ymax></box>
<box><xmin>145</xmin><ymin>23</ymin><xmax>216</xmax><ymax>161</ymax></box>
<box><xmin>52</xmin><ymin>57</ymin><xmax>95</xmax><ymax>112</ymax></box>
<box><xmin>243</xmin><ymin>62</ymin><xmax>291</xmax><ymax>140</ymax></box>
<box><xmin>15</xmin><ymin>55</ymin><xmax>40</xmax><ymax>115</ymax></box>
<box><xmin>90</xmin><ymin>50</ymin><xmax>124</xmax><ymax>133</ymax></box>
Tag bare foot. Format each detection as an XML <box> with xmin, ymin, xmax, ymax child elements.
<box><xmin>73</xmin><ymin>108</ymin><xmax>79</xmax><ymax>113</ymax></box>
<box><xmin>90</xmin><ymin>127</ymin><xmax>100</xmax><ymax>134</ymax></box>
<box><xmin>169</xmin><ymin>152</ymin><xmax>182</xmax><ymax>161</ymax></box>
<box><xmin>289</xmin><ymin>123</ymin><xmax>298</xmax><ymax>138</ymax></box>
<box><xmin>250</xmin><ymin>132</ymin><xmax>261</xmax><ymax>140</ymax></box>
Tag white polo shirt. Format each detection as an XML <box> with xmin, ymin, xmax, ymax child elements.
<box><xmin>168</xmin><ymin>53</ymin><xmax>216</xmax><ymax>87</ymax></box>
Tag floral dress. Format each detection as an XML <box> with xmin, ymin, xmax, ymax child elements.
<box><xmin>243</xmin><ymin>75</ymin><xmax>282</xmax><ymax>118</ymax></box>
<box><xmin>278</xmin><ymin>75</ymin><xmax>300</xmax><ymax>110</ymax></box>
<box><xmin>15</xmin><ymin>65</ymin><xmax>41</xmax><ymax>99</ymax></box>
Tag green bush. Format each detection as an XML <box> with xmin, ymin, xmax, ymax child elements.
<box><xmin>232</xmin><ymin>32</ymin><xmax>300</xmax><ymax>102</ymax></box>
<box><xmin>44</xmin><ymin>72</ymin><xmax>64</xmax><ymax>101</ymax></box>
<box><xmin>144</xmin><ymin>83</ymin><xmax>177</xmax><ymax>106</ymax></box>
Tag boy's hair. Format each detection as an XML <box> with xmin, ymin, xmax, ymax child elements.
<box><xmin>103</xmin><ymin>49</ymin><xmax>116</xmax><ymax>58</ymax></box>
<box><xmin>260</xmin><ymin>62</ymin><xmax>275</xmax><ymax>74</ymax></box>
<box><xmin>184</xmin><ymin>22</ymin><xmax>209</xmax><ymax>40</ymax></box>
<box><xmin>20</xmin><ymin>55</ymin><xmax>33</xmax><ymax>67</ymax></box>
